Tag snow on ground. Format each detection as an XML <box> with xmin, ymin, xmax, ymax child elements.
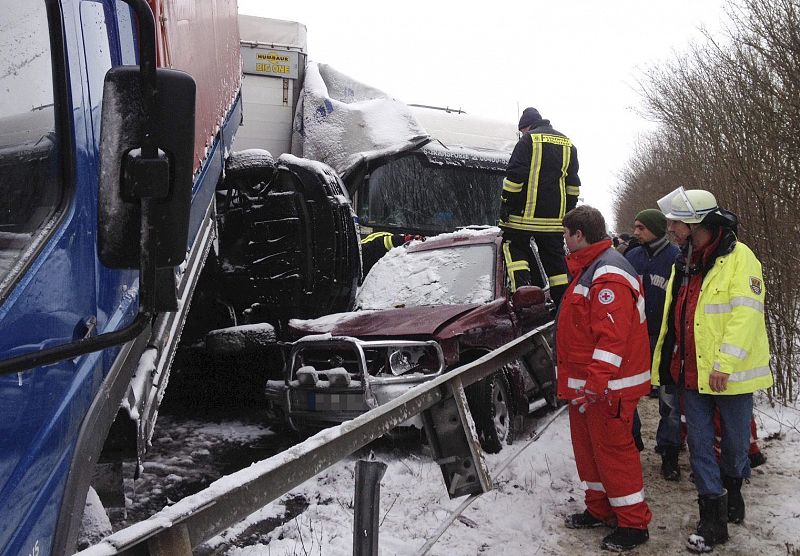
<box><xmin>199</xmin><ymin>394</ymin><xmax>800</xmax><ymax>555</ymax></box>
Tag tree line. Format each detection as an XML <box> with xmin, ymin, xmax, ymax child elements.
<box><xmin>613</xmin><ymin>0</ymin><xmax>799</xmax><ymax>403</ymax></box>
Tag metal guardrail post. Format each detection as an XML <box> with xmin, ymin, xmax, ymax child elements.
<box><xmin>147</xmin><ymin>523</ymin><xmax>192</xmax><ymax>555</ymax></box>
<box><xmin>420</xmin><ymin>376</ymin><xmax>491</xmax><ymax>498</ymax></box>
<box><xmin>353</xmin><ymin>459</ymin><xmax>387</xmax><ymax>556</ymax></box>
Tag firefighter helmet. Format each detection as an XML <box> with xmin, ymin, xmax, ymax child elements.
<box><xmin>657</xmin><ymin>187</ymin><xmax>719</xmax><ymax>224</ymax></box>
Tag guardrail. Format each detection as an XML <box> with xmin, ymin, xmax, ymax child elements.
<box><xmin>78</xmin><ymin>321</ymin><xmax>554</xmax><ymax>556</ymax></box>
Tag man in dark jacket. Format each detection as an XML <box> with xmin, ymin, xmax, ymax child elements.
<box><xmin>500</xmin><ymin>107</ymin><xmax>580</xmax><ymax>305</ymax></box>
<box><xmin>625</xmin><ymin>209</ymin><xmax>681</xmax><ymax>478</ymax></box>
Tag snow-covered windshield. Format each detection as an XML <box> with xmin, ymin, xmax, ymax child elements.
<box><xmin>355</xmin><ymin>243</ymin><xmax>496</xmax><ymax>310</ymax></box>
<box><xmin>357</xmin><ymin>151</ymin><xmax>504</xmax><ymax>234</ymax></box>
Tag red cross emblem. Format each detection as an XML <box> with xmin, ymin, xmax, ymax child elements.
<box><xmin>598</xmin><ymin>288</ymin><xmax>615</xmax><ymax>305</ymax></box>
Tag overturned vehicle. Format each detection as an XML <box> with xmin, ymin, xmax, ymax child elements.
<box><xmin>265</xmin><ymin>227</ymin><xmax>557</xmax><ymax>453</ymax></box>
<box><xmin>293</xmin><ymin>62</ymin><xmax>519</xmax><ymax>239</ymax></box>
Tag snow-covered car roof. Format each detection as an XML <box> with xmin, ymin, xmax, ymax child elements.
<box><xmin>354</xmin><ymin>227</ymin><xmax>501</xmax><ymax>311</ymax></box>
<box><xmin>406</xmin><ymin>226</ymin><xmax>502</xmax><ymax>253</ymax></box>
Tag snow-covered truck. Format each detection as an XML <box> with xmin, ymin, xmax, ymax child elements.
<box><xmin>0</xmin><ymin>1</ymin><xmax>244</xmax><ymax>553</ymax></box>
<box><xmin>291</xmin><ymin>62</ymin><xmax>520</xmax><ymax>238</ymax></box>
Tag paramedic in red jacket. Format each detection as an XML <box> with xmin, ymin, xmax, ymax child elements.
<box><xmin>557</xmin><ymin>205</ymin><xmax>652</xmax><ymax>552</ymax></box>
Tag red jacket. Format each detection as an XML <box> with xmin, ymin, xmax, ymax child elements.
<box><xmin>556</xmin><ymin>240</ymin><xmax>652</xmax><ymax>401</ymax></box>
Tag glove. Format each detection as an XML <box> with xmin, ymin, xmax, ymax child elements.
<box><xmin>500</xmin><ymin>202</ymin><xmax>510</xmax><ymax>223</ymax></box>
<box><xmin>571</xmin><ymin>387</ymin><xmax>605</xmax><ymax>413</ymax></box>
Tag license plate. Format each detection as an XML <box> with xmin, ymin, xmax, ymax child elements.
<box><xmin>291</xmin><ymin>390</ymin><xmax>365</xmax><ymax>411</ymax></box>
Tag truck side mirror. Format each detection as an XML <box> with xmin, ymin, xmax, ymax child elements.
<box><xmin>97</xmin><ymin>66</ymin><xmax>196</xmax><ymax>271</ymax></box>
<box><xmin>511</xmin><ymin>285</ymin><xmax>545</xmax><ymax>310</ymax></box>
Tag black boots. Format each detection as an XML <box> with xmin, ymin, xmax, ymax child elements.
<box><xmin>565</xmin><ymin>509</ymin><xmax>610</xmax><ymax>529</ymax></box>
<box><xmin>687</xmin><ymin>491</ymin><xmax>729</xmax><ymax>553</ymax></box>
<box><xmin>723</xmin><ymin>475</ymin><xmax>745</xmax><ymax>523</ymax></box>
<box><xmin>749</xmin><ymin>451</ymin><xmax>767</xmax><ymax>468</ymax></box>
<box><xmin>661</xmin><ymin>446</ymin><xmax>681</xmax><ymax>481</ymax></box>
<box><xmin>601</xmin><ymin>527</ymin><xmax>649</xmax><ymax>552</ymax></box>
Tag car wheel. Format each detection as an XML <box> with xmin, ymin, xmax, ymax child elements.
<box><xmin>477</xmin><ymin>372</ymin><xmax>515</xmax><ymax>454</ymax></box>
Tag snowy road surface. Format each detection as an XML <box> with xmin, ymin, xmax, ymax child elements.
<box><xmin>115</xmin><ymin>396</ymin><xmax>800</xmax><ymax>555</ymax></box>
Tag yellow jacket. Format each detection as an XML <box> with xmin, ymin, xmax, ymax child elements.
<box><xmin>652</xmin><ymin>240</ymin><xmax>772</xmax><ymax>394</ymax></box>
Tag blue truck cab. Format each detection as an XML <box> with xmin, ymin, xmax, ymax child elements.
<box><xmin>0</xmin><ymin>1</ymin><xmax>241</xmax><ymax>553</ymax></box>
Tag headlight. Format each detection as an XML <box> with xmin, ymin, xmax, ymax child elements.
<box><xmin>387</xmin><ymin>345</ymin><xmax>439</xmax><ymax>376</ymax></box>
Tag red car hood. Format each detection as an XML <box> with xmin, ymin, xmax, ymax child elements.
<box><xmin>289</xmin><ymin>304</ymin><xmax>483</xmax><ymax>338</ymax></box>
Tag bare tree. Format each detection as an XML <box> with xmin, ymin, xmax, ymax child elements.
<box><xmin>616</xmin><ymin>0</ymin><xmax>800</xmax><ymax>403</ymax></box>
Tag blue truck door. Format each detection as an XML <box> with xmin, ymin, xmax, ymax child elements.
<box><xmin>0</xmin><ymin>1</ymin><xmax>132</xmax><ymax>554</ymax></box>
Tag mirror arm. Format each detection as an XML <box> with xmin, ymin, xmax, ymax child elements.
<box><xmin>122</xmin><ymin>0</ymin><xmax>158</xmax><ymax>158</ymax></box>
<box><xmin>0</xmin><ymin>312</ymin><xmax>151</xmax><ymax>375</ymax></box>
<box><xmin>119</xmin><ymin>0</ymin><xmax>165</xmax><ymax>313</ymax></box>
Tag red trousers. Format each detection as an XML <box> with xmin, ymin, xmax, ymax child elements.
<box><xmin>569</xmin><ymin>398</ymin><xmax>652</xmax><ymax>529</ymax></box>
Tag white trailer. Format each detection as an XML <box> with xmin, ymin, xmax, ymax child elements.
<box><xmin>236</xmin><ymin>15</ymin><xmax>307</xmax><ymax>156</ymax></box>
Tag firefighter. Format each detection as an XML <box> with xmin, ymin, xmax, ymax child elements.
<box><xmin>557</xmin><ymin>205</ymin><xmax>652</xmax><ymax>552</ymax></box>
<box><xmin>500</xmin><ymin>107</ymin><xmax>580</xmax><ymax>305</ymax></box>
<box><xmin>652</xmin><ymin>188</ymin><xmax>773</xmax><ymax>553</ymax></box>
<box><xmin>360</xmin><ymin>231</ymin><xmax>422</xmax><ymax>277</ymax></box>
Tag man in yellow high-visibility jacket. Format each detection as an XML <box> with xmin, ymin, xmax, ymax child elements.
<box><xmin>652</xmin><ymin>187</ymin><xmax>772</xmax><ymax>553</ymax></box>
<box><xmin>500</xmin><ymin>107</ymin><xmax>580</xmax><ymax>305</ymax></box>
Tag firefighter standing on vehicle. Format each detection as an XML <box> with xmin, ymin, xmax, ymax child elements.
<box><xmin>652</xmin><ymin>188</ymin><xmax>772</xmax><ymax>553</ymax></box>
<box><xmin>500</xmin><ymin>107</ymin><xmax>580</xmax><ymax>305</ymax></box>
<box><xmin>556</xmin><ymin>205</ymin><xmax>652</xmax><ymax>552</ymax></box>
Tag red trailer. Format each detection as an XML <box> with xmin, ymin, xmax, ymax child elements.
<box><xmin>150</xmin><ymin>0</ymin><xmax>242</xmax><ymax>173</ymax></box>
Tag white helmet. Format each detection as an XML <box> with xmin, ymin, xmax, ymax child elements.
<box><xmin>657</xmin><ymin>187</ymin><xmax>719</xmax><ymax>224</ymax></box>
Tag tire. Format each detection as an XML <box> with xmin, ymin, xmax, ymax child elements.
<box><xmin>225</xmin><ymin>148</ymin><xmax>275</xmax><ymax>194</ymax></box>
<box><xmin>476</xmin><ymin>372</ymin><xmax>515</xmax><ymax>454</ymax></box>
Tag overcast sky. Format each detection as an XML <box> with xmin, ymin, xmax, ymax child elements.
<box><xmin>237</xmin><ymin>0</ymin><xmax>728</xmax><ymax>229</ymax></box>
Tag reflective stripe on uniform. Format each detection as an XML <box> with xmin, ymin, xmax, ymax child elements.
<box><xmin>568</xmin><ymin>369</ymin><xmax>651</xmax><ymax>392</ymax></box>
<box><xmin>363</xmin><ymin>231</ymin><xmax>392</xmax><ymax>243</ymax></box>
<box><xmin>712</xmin><ymin>364</ymin><xmax>772</xmax><ymax>382</ymax></box>
<box><xmin>720</xmin><ymin>342</ymin><xmax>748</xmax><ymax>360</ymax></box>
<box><xmin>608</xmin><ymin>489</ymin><xmax>645</xmax><ymax>508</ymax></box>
<box><xmin>532</xmin><ymin>133</ymin><xmax>572</xmax><ymax>147</ymax></box>
<box><xmin>573</xmin><ymin>284</ymin><xmax>590</xmax><ymax>298</ymax></box>
<box><xmin>549</xmin><ymin>273</ymin><xmax>569</xmax><ymax>287</ymax></box>
<box><xmin>593</xmin><ymin>265</ymin><xmax>640</xmax><ymax>291</ymax></box>
<box><xmin>608</xmin><ymin>370</ymin><xmax>651</xmax><ymax>390</ymax></box>
<box><xmin>507</xmin><ymin>261</ymin><xmax>530</xmax><ymax>271</ymax></box>
<box><xmin>506</xmin><ymin>218</ymin><xmax>563</xmax><ymax>232</ymax></box>
<box><xmin>593</xmin><ymin>349</ymin><xmax>622</xmax><ymax>367</ymax></box>
<box><xmin>503</xmin><ymin>241</ymin><xmax>529</xmax><ymax>292</ymax></box>
<box><xmin>558</xmin><ymin>144</ymin><xmax>568</xmax><ymax>219</ymax></box>
<box><xmin>732</xmin><ymin>296</ymin><xmax>765</xmax><ymax>312</ymax></box>
<box><xmin>566</xmin><ymin>185</ymin><xmax>580</xmax><ymax>196</ymax></box>
<box><xmin>502</xmin><ymin>178</ymin><xmax>523</xmax><ymax>193</ymax></box>
<box><xmin>584</xmin><ymin>481</ymin><xmax>605</xmax><ymax>492</ymax></box>
<box><xmin>568</xmin><ymin>378</ymin><xmax>585</xmax><ymax>390</ymax></box>
<box><xmin>525</xmin><ymin>138</ymin><xmax>543</xmax><ymax>218</ymax></box>
<box><xmin>705</xmin><ymin>297</ymin><xmax>765</xmax><ymax>314</ymax></box>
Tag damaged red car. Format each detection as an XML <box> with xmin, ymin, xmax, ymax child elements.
<box><xmin>265</xmin><ymin>227</ymin><xmax>557</xmax><ymax>452</ymax></box>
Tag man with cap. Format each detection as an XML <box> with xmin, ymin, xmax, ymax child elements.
<box><xmin>652</xmin><ymin>188</ymin><xmax>773</xmax><ymax>553</ymax></box>
<box><xmin>499</xmin><ymin>107</ymin><xmax>580</xmax><ymax>305</ymax></box>
<box><xmin>625</xmin><ymin>209</ymin><xmax>681</xmax><ymax>472</ymax></box>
